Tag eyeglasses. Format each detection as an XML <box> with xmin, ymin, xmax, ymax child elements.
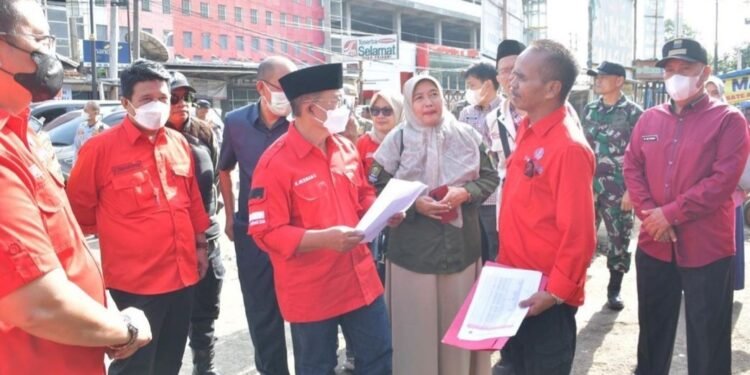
<box><xmin>0</xmin><ymin>32</ymin><xmax>56</xmax><ymax>52</ymax></box>
<box><xmin>370</xmin><ymin>106</ymin><xmax>393</xmax><ymax>117</ymax></box>
<box><xmin>170</xmin><ymin>92</ymin><xmax>196</xmax><ymax>105</ymax></box>
<box><xmin>260</xmin><ymin>80</ymin><xmax>283</xmax><ymax>91</ymax></box>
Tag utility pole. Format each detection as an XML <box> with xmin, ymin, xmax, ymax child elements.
<box><xmin>633</xmin><ymin>0</ymin><xmax>638</xmax><ymax>63</ymax></box>
<box><xmin>653</xmin><ymin>0</ymin><xmax>658</xmax><ymax>59</ymax></box>
<box><xmin>126</xmin><ymin>0</ymin><xmax>132</xmax><ymax>61</ymax></box>
<box><xmin>133</xmin><ymin>0</ymin><xmax>140</xmax><ymax>60</ymax></box>
<box><xmin>714</xmin><ymin>0</ymin><xmax>719</xmax><ymax>72</ymax></box>
<box><xmin>587</xmin><ymin>0</ymin><xmax>595</xmax><ymax>69</ymax></box>
<box><xmin>89</xmin><ymin>0</ymin><xmax>98</xmax><ymax>100</ymax></box>
<box><xmin>109</xmin><ymin>1</ymin><xmax>119</xmax><ymax>98</ymax></box>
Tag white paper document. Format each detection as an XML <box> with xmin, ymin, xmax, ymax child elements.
<box><xmin>356</xmin><ymin>178</ymin><xmax>427</xmax><ymax>243</ymax></box>
<box><xmin>457</xmin><ymin>267</ymin><xmax>543</xmax><ymax>341</ymax></box>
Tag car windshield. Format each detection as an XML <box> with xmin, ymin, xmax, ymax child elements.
<box><xmin>47</xmin><ymin>117</ymin><xmax>85</xmax><ymax>146</ymax></box>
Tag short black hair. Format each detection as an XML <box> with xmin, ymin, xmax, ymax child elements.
<box><xmin>464</xmin><ymin>63</ymin><xmax>500</xmax><ymax>91</ymax></box>
<box><xmin>120</xmin><ymin>59</ymin><xmax>172</xmax><ymax>99</ymax></box>
<box><xmin>530</xmin><ymin>39</ymin><xmax>579</xmax><ymax>103</ymax></box>
<box><xmin>0</xmin><ymin>0</ymin><xmax>28</xmax><ymax>34</ymax></box>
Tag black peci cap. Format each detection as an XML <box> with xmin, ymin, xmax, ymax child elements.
<box><xmin>279</xmin><ymin>63</ymin><xmax>343</xmax><ymax>102</ymax></box>
<box><xmin>587</xmin><ymin>61</ymin><xmax>626</xmax><ymax>77</ymax></box>
<box><xmin>656</xmin><ymin>38</ymin><xmax>708</xmax><ymax>68</ymax></box>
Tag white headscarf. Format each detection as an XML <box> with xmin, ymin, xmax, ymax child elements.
<box><xmin>374</xmin><ymin>75</ymin><xmax>482</xmax><ymax>227</ymax></box>
<box><xmin>705</xmin><ymin>76</ymin><xmax>726</xmax><ymax>102</ymax></box>
<box><xmin>368</xmin><ymin>89</ymin><xmax>405</xmax><ymax>142</ymax></box>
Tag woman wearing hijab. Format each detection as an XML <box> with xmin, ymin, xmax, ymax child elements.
<box><xmin>357</xmin><ymin>90</ymin><xmax>405</xmax><ymax>175</ymax></box>
<box><xmin>370</xmin><ymin>75</ymin><xmax>499</xmax><ymax>375</ymax></box>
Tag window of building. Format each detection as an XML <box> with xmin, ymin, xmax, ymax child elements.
<box><xmin>183</xmin><ymin>31</ymin><xmax>193</xmax><ymax>48</ymax></box>
<box><xmin>119</xmin><ymin>26</ymin><xmax>128</xmax><ymax>41</ymax></box>
<box><xmin>162</xmin><ymin>0</ymin><xmax>171</xmax><ymax>14</ymax></box>
<box><xmin>219</xmin><ymin>35</ymin><xmax>228</xmax><ymax>50</ymax></box>
<box><xmin>266</xmin><ymin>11</ymin><xmax>273</xmax><ymax>25</ymax></box>
<box><xmin>280</xmin><ymin>13</ymin><xmax>286</xmax><ymax>27</ymax></box>
<box><xmin>250</xmin><ymin>9</ymin><xmax>258</xmax><ymax>24</ymax></box>
<box><xmin>306</xmin><ymin>0</ymin><xmax>312</xmax><ymax>6</ymax></box>
<box><xmin>95</xmin><ymin>24</ymin><xmax>108</xmax><ymax>41</ymax></box>
<box><xmin>306</xmin><ymin>17</ymin><xmax>312</xmax><ymax>29</ymax></box>
<box><xmin>235</xmin><ymin>36</ymin><xmax>245</xmax><ymax>51</ymax></box>
<box><xmin>218</xmin><ymin>5</ymin><xmax>226</xmax><ymax>20</ymax></box>
<box><xmin>202</xmin><ymin>32</ymin><xmax>211</xmax><ymax>49</ymax></box>
<box><xmin>182</xmin><ymin>0</ymin><xmax>191</xmax><ymax>15</ymax></box>
<box><xmin>293</xmin><ymin>15</ymin><xmax>300</xmax><ymax>27</ymax></box>
<box><xmin>266</xmin><ymin>39</ymin><xmax>274</xmax><ymax>52</ymax></box>
<box><xmin>95</xmin><ymin>0</ymin><xmax>105</xmax><ymax>6</ymax></box>
<box><xmin>164</xmin><ymin>30</ymin><xmax>173</xmax><ymax>47</ymax></box>
<box><xmin>252</xmin><ymin>37</ymin><xmax>260</xmax><ymax>51</ymax></box>
<box><xmin>234</xmin><ymin>7</ymin><xmax>242</xmax><ymax>22</ymax></box>
<box><xmin>200</xmin><ymin>2</ymin><xmax>209</xmax><ymax>18</ymax></box>
<box><xmin>295</xmin><ymin>44</ymin><xmax>301</xmax><ymax>55</ymax></box>
<box><xmin>281</xmin><ymin>41</ymin><xmax>288</xmax><ymax>53</ymax></box>
<box><xmin>142</xmin><ymin>0</ymin><xmax>150</xmax><ymax>12</ymax></box>
<box><xmin>143</xmin><ymin>28</ymin><xmax>153</xmax><ymax>35</ymax></box>
<box><xmin>193</xmin><ymin>55</ymin><xmax>203</xmax><ymax>61</ymax></box>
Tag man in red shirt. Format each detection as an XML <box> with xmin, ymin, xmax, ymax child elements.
<box><xmin>496</xmin><ymin>39</ymin><xmax>596</xmax><ymax>375</ymax></box>
<box><xmin>624</xmin><ymin>38</ymin><xmax>749</xmax><ymax>375</ymax></box>
<box><xmin>67</xmin><ymin>60</ymin><xmax>210</xmax><ymax>375</ymax></box>
<box><xmin>248</xmin><ymin>63</ymin><xmax>402</xmax><ymax>374</ymax></box>
<box><xmin>0</xmin><ymin>1</ymin><xmax>151</xmax><ymax>374</ymax></box>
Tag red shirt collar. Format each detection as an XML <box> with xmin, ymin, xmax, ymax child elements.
<box><xmin>521</xmin><ymin>105</ymin><xmax>567</xmax><ymax>137</ymax></box>
<box><xmin>0</xmin><ymin>108</ymin><xmax>30</xmax><ymax>140</ymax></box>
<box><xmin>121</xmin><ymin>115</ymin><xmax>165</xmax><ymax>145</ymax></box>
<box><xmin>288</xmin><ymin>122</ymin><xmax>339</xmax><ymax>160</ymax></box>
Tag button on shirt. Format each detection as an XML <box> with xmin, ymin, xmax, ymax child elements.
<box><xmin>499</xmin><ymin>106</ymin><xmax>596</xmax><ymax>306</ymax></box>
<box><xmin>460</xmin><ymin>97</ymin><xmax>502</xmax><ymax>206</ymax></box>
<box><xmin>248</xmin><ymin>124</ymin><xmax>382</xmax><ymax>323</ymax></box>
<box><xmin>623</xmin><ymin>95</ymin><xmax>750</xmax><ymax>267</ymax></box>
<box><xmin>0</xmin><ymin>109</ymin><xmax>106</xmax><ymax>375</ymax></box>
<box><xmin>67</xmin><ymin>117</ymin><xmax>210</xmax><ymax>295</ymax></box>
<box><xmin>219</xmin><ymin>102</ymin><xmax>289</xmax><ymax>227</ymax></box>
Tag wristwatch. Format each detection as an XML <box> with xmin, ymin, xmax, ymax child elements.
<box><xmin>110</xmin><ymin>313</ymin><xmax>138</xmax><ymax>350</ymax></box>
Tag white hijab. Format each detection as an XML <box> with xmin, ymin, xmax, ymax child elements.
<box><xmin>374</xmin><ymin>75</ymin><xmax>482</xmax><ymax>227</ymax></box>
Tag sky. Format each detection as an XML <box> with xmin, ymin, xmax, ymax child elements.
<box><xmin>668</xmin><ymin>0</ymin><xmax>750</xmax><ymax>57</ymax></box>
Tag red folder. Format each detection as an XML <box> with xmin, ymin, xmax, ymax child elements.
<box><xmin>441</xmin><ymin>262</ymin><xmax>548</xmax><ymax>351</ymax></box>
<box><xmin>428</xmin><ymin>185</ymin><xmax>459</xmax><ymax>223</ymax></box>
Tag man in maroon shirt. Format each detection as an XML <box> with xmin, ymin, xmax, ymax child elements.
<box><xmin>624</xmin><ymin>38</ymin><xmax>749</xmax><ymax>375</ymax></box>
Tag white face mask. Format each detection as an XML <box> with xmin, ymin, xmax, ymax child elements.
<box><xmin>664</xmin><ymin>73</ymin><xmax>702</xmax><ymax>102</ymax></box>
<box><xmin>267</xmin><ymin>91</ymin><xmax>292</xmax><ymax>117</ymax></box>
<box><xmin>464</xmin><ymin>89</ymin><xmax>480</xmax><ymax>106</ymax></box>
<box><xmin>130</xmin><ymin>100</ymin><xmax>170</xmax><ymax>130</ymax></box>
<box><xmin>314</xmin><ymin>104</ymin><xmax>350</xmax><ymax>134</ymax></box>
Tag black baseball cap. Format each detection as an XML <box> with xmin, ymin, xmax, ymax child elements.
<box><xmin>169</xmin><ymin>71</ymin><xmax>196</xmax><ymax>93</ymax></box>
<box><xmin>656</xmin><ymin>38</ymin><xmax>708</xmax><ymax>68</ymax></box>
<box><xmin>587</xmin><ymin>61</ymin><xmax>626</xmax><ymax>77</ymax></box>
<box><xmin>196</xmin><ymin>99</ymin><xmax>211</xmax><ymax>109</ymax></box>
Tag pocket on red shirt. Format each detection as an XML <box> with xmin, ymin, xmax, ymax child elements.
<box><xmin>36</xmin><ymin>177</ymin><xmax>75</xmax><ymax>256</ymax></box>
<box><xmin>291</xmin><ymin>180</ymin><xmax>331</xmax><ymax>229</ymax></box>
<box><xmin>111</xmin><ymin>170</ymin><xmax>157</xmax><ymax>215</ymax></box>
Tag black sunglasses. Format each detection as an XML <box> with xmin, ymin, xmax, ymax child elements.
<box><xmin>370</xmin><ymin>106</ymin><xmax>393</xmax><ymax>117</ymax></box>
<box><xmin>171</xmin><ymin>92</ymin><xmax>196</xmax><ymax>105</ymax></box>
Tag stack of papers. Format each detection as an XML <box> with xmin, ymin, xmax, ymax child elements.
<box><xmin>355</xmin><ymin>178</ymin><xmax>427</xmax><ymax>243</ymax></box>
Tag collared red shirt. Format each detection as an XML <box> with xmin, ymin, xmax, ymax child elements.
<box><xmin>498</xmin><ymin>106</ymin><xmax>596</xmax><ymax>306</ymax></box>
<box><xmin>67</xmin><ymin>116</ymin><xmax>210</xmax><ymax>295</ymax></box>
<box><xmin>356</xmin><ymin>132</ymin><xmax>380</xmax><ymax>177</ymax></box>
<box><xmin>0</xmin><ymin>109</ymin><xmax>106</xmax><ymax>374</ymax></box>
<box><xmin>248</xmin><ymin>124</ymin><xmax>382</xmax><ymax>323</ymax></box>
<box><xmin>623</xmin><ymin>95</ymin><xmax>750</xmax><ymax>267</ymax></box>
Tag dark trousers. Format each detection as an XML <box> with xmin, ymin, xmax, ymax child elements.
<box><xmin>109</xmin><ymin>286</ymin><xmax>195</xmax><ymax>375</ymax></box>
<box><xmin>290</xmin><ymin>297</ymin><xmax>392</xmax><ymax>375</ymax></box>
<box><xmin>189</xmin><ymin>239</ymin><xmax>225</xmax><ymax>350</ymax></box>
<box><xmin>480</xmin><ymin>205</ymin><xmax>499</xmax><ymax>263</ymax></box>
<box><xmin>735</xmin><ymin>205</ymin><xmax>745</xmax><ymax>290</ymax></box>
<box><xmin>635</xmin><ymin>250</ymin><xmax>734</xmax><ymax>375</ymax></box>
<box><xmin>233</xmin><ymin>223</ymin><xmax>289</xmax><ymax>375</ymax></box>
<box><xmin>499</xmin><ymin>304</ymin><xmax>577</xmax><ymax>375</ymax></box>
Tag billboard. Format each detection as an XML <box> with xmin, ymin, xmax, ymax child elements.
<box><xmin>82</xmin><ymin>40</ymin><xmax>131</xmax><ymax>67</ymax></box>
<box><xmin>342</xmin><ymin>34</ymin><xmax>399</xmax><ymax>61</ymax></box>
<box><xmin>722</xmin><ymin>69</ymin><xmax>750</xmax><ymax>105</ymax></box>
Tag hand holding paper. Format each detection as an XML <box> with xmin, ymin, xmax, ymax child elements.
<box><xmin>356</xmin><ymin>179</ymin><xmax>427</xmax><ymax>243</ymax></box>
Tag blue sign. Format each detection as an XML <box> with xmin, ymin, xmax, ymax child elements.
<box><xmin>83</xmin><ymin>40</ymin><xmax>131</xmax><ymax>65</ymax></box>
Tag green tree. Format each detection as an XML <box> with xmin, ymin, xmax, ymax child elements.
<box><xmin>664</xmin><ymin>19</ymin><xmax>697</xmax><ymax>41</ymax></box>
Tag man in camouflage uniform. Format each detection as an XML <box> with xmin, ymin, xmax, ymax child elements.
<box><xmin>583</xmin><ymin>61</ymin><xmax>643</xmax><ymax>311</ymax></box>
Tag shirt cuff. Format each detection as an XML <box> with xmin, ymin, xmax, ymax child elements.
<box><xmin>192</xmin><ymin>212</ymin><xmax>211</xmax><ymax>234</ymax></box>
<box><xmin>256</xmin><ymin>225</ymin><xmax>306</xmax><ymax>260</ymax></box>
<box><xmin>661</xmin><ymin>201</ymin><xmax>686</xmax><ymax>226</ymax></box>
<box><xmin>463</xmin><ymin>182</ymin><xmax>483</xmax><ymax>204</ymax></box>
<box><xmin>545</xmin><ymin>265</ymin><xmax>580</xmax><ymax>304</ymax></box>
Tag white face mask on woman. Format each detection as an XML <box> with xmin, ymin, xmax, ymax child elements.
<box><xmin>129</xmin><ymin>100</ymin><xmax>170</xmax><ymax>130</ymax></box>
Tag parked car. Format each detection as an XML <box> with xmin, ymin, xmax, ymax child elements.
<box><xmin>46</xmin><ymin>109</ymin><xmax>126</xmax><ymax>180</ymax></box>
<box><xmin>31</xmin><ymin>100</ymin><xmax>120</xmax><ymax>125</ymax></box>
<box><xmin>29</xmin><ymin>116</ymin><xmax>44</xmax><ymax>133</ymax></box>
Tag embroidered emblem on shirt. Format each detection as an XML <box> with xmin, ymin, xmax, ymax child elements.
<box><xmin>368</xmin><ymin>165</ymin><xmax>382</xmax><ymax>183</ymax></box>
<box><xmin>250</xmin><ymin>187</ymin><xmax>265</xmax><ymax>200</ymax></box>
<box><xmin>112</xmin><ymin>161</ymin><xmax>144</xmax><ymax>175</ymax></box>
<box><xmin>294</xmin><ymin>174</ymin><xmax>317</xmax><ymax>187</ymax></box>
<box><xmin>248</xmin><ymin>211</ymin><xmax>266</xmax><ymax>226</ymax></box>
<box><xmin>533</xmin><ymin>147</ymin><xmax>545</xmax><ymax>160</ymax></box>
<box><xmin>642</xmin><ymin>135</ymin><xmax>659</xmax><ymax>142</ymax></box>
<box><xmin>524</xmin><ymin>156</ymin><xmax>543</xmax><ymax>177</ymax></box>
